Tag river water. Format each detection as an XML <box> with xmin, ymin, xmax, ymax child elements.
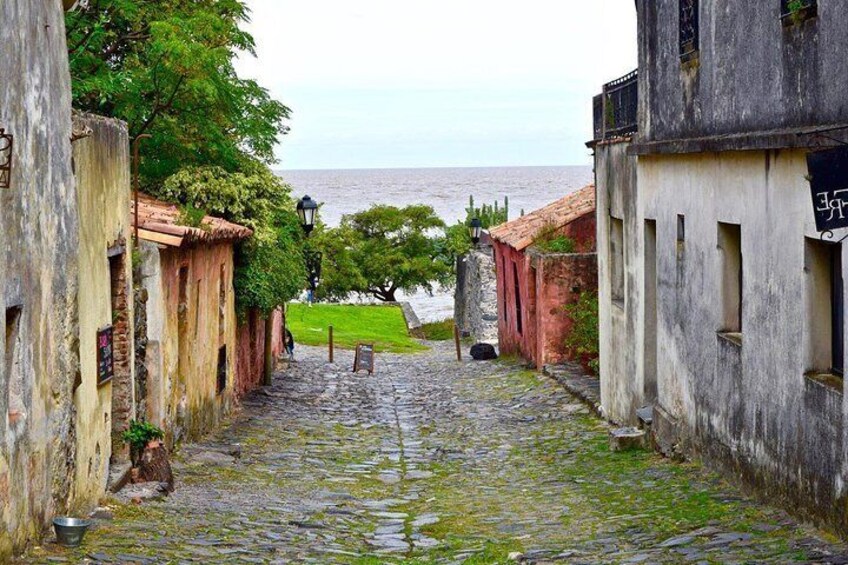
<box><xmin>279</xmin><ymin>166</ymin><xmax>594</xmax><ymax>322</ymax></box>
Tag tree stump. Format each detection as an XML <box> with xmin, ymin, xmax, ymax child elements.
<box><xmin>135</xmin><ymin>441</ymin><xmax>174</xmax><ymax>491</ymax></box>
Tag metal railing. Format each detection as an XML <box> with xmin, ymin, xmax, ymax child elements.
<box><xmin>592</xmin><ymin>69</ymin><xmax>638</xmax><ymax>141</ymax></box>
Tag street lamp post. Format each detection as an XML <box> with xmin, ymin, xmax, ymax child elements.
<box><xmin>296</xmin><ymin>195</ymin><xmax>318</xmax><ymax>236</ymax></box>
<box><xmin>297</xmin><ymin>195</ymin><xmax>321</xmax><ymax>305</ymax></box>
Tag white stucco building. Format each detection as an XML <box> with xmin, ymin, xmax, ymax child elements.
<box><xmin>594</xmin><ymin>0</ymin><xmax>848</xmax><ymax>535</ymax></box>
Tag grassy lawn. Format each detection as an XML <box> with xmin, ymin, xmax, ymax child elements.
<box><xmin>416</xmin><ymin>319</ymin><xmax>455</xmax><ymax>341</ymax></box>
<box><xmin>286</xmin><ymin>303</ymin><xmax>427</xmax><ymax>354</ymax></box>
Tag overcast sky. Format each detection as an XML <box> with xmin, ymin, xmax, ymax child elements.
<box><xmin>235</xmin><ymin>1</ymin><xmax>637</xmax><ymax>170</ymax></box>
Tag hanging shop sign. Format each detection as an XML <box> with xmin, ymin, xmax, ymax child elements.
<box><xmin>0</xmin><ymin>129</ymin><xmax>12</xmax><ymax>189</ymax></box>
<box><xmin>808</xmin><ymin>146</ymin><xmax>848</xmax><ymax>233</ymax></box>
<box><xmin>97</xmin><ymin>325</ymin><xmax>115</xmax><ymax>386</ymax></box>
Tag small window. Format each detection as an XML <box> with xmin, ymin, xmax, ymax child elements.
<box><xmin>502</xmin><ymin>255</ymin><xmax>509</xmax><ymax>324</ymax></box>
<box><xmin>513</xmin><ymin>262</ymin><xmax>523</xmax><ymax>335</ymax></box>
<box><xmin>610</xmin><ymin>217</ymin><xmax>625</xmax><ymax>303</ymax></box>
<box><xmin>677</xmin><ymin>215</ymin><xmax>686</xmax><ymax>244</ymax></box>
<box><xmin>679</xmin><ymin>0</ymin><xmax>699</xmax><ymax>61</ymax></box>
<box><xmin>218</xmin><ymin>265</ymin><xmax>226</xmax><ymax>339</ymax></box>
<box><xmin>217</xmin><ymin>346</ymin><xmax>227</xmax><ymax>395</ymax></box>
<box><xmin>805</xmin><ymin>239</ymin><xmax>843</xmax><ymax>378</ymax></box>
<box><xmin>5</xmin><ymin>306</ymin><xmax>24</xmax><ymax>424</ymax></box>
<box><xmin>718</xmin><ymin>223</ymin><xmax>742</xmax><ymax>335</ymax></box>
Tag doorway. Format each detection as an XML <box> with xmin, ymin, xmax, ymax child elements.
<box><xmin>643</xmin><ymin>220</ymin><xmax>658</xmax><ymax>403</ymax></box>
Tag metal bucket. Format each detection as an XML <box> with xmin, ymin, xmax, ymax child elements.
<box><xmin>53</xmin><ymin>517</ymin><xmax>92</xmax><ymax>547</ymax></box>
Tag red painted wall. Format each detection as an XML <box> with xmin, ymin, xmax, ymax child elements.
<box><xmin>493</xmin><ymin>210</ymin><xmax>598</xmax><ymax>369</ymax></box>
<box><xmin>234</xmin><ymin>308</ymin><xmax>284</xmax><ymax>398</ymax></box>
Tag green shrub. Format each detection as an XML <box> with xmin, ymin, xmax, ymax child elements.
<box><xmin>121</xmin><ymin>420</ymin><xmax>165</xmax><ymax>451</ymax></box>
<box><xmin>122</xmin><ymin>419</ymin><xmax>166</xmax><ymax>466</ymax></box>
<box><xmin>177</xmin><ymin>204</ymin><xmax>208</xmax><ymax>229</ymax></box>
<box><xmin>564</xmin><ymin>291</ymin><xmax>599</xmax><ymax>375</ymax></box>
<box><xmin>533</xmin><ymin>222</ymin><xmax>577</xmax><ymax>254</ymax></box>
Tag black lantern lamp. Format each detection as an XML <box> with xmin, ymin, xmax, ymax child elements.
<box><xmin>296</xmin><ymin>195</ymin><xmax>318</xmax><ymax>236</ymax></box>
<box><xmin>470</xmin><ymin>217</ymin><xmax>483</xmax><ymax>245</ymax></box>
<box><xmin>0</xmin><ymin>129</ymin><xmax>13</xmax><ymax>190</ymax></box>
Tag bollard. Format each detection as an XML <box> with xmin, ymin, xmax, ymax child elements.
<box><xmin>453</xmin><ymin>324</ymin><xmax>462</xmax><ymax>362</ymax></box>
<box><xmin>329</xmin><ymin>325</ymin><xmax>334</xmax><ymax>363</ymax></box>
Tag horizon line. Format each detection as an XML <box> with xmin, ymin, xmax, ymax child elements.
<box><xmin>274</xmin><ymin>163</ymin><xmax>593</xmax><ymax>173</ymax></box>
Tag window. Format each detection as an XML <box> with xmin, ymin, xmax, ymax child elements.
<box><xmin>781</xmin><ymin>0</ymin><xmax>817</xmax><ymax>22</ymax></box>
<box><xmin>217</xmin><ymin>346</ymin><xmax>227</xmax><ymax>395</ymax></box>
<box><xmin>677</xmin><ymin>215</ymin><xmax>686</xmax><ymax>244</ymax></box>
<box><xmin>644</xmin><ymin>220</ymin><xmax>658</xmax><ymax>402</ymax></box>
<box><xmin>513</xmin><ymin>262</ymin><xmax>523</xmax><ymax>335</ymax></box>
<box><xmin>718</xmin><ymin>223</ymin><xmax>742</xmax><ymax>335</ymax></box>
<box><xmin>218</xmin><ymin>265</ymin><xmax>226</xmax><ymax>339</ymax></box>
<box><xmin>679</xmin><ymin>0</ymin><xmax>699</xmax><ymax>61</ymax></box>
<box><xmin>805</xmin><ymin>239</ymin><xmax>843</xmax><ymax>377</ymax></box>
<box><xmin>610</xmin><ymin>217</ymin><xmax>625</xmax><ymax>303</ymax></box>
<box><xmin>5</xmin><ymin>306</ymin><xmax>24</xmax><ymax>424</ymax></box>
<box><xmin>502</xmin><ymin>255</ymin><xmax>508</xmax><ymax>324</ymax></box>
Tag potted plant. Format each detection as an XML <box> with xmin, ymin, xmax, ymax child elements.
<box><xmin>121</xmin><ymin>420</ymin><xmax>165</xmax><ymax>468</ymax></box>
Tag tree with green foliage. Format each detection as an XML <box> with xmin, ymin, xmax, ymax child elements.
<box><xmin>65</xmin><ymin>1</ymin><xmax>307</xmax><ymax>314</ymax></box>
<box><xmin>65</xmin><ymin>0</ymin><xmax>289</xmax><ymax>186</ymax></box>
<box><xmin>314</xmin><ymin>205</ymin><xmax>452</xmax><ymax>303</ymax></box>
<box><xmin>160</xmin><ymin>162</ymin><xmax>306</xmax><ymax>314</ymax></box>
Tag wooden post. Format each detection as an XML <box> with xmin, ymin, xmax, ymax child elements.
<box><xmin>329</xmin><ymin>325</ymin><xmax>334</xmax><ymax>363</ymax></box>
<box><xmin>454</xmin><ymin>324</ymin><xmax>462</xmax><ymax>362</ymax></box>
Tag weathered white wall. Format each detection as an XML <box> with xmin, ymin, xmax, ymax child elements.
<box><xmin>0</xmin><ymin>0</ymin><xmax>79</xmax><ymax>557</ymax></box>
<box><xmin>599</xmin><ymin>143</ymin><xmax>848</xmax><ymax>532</ymax></box>
<box><xmin>596</xmin><ymin>140</ymin><xmax>645</xmax><ymax>425</ymax></box>
<box><xmin>71</xmin><ymin>112</ymin><xmax>133</xmax><ymax>510</ymax></box>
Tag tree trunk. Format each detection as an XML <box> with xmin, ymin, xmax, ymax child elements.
<box><xmin>373</xmin><ymin>288</ymin><xmax>396</xmax><ymax>302</ymax></box>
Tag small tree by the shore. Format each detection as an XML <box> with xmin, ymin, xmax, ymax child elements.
<box><xmin>314</xmin><ymin>204</ymin><xmax>452</xmax><ymax>303</ymax></box>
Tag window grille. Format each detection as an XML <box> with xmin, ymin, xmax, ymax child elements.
<box><xmin>679</xmin><ymin>0</ymin><xmax>699</xmax><ymax>59</ymax></box>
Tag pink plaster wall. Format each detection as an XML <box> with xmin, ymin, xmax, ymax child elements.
<box><xmin>234</xmin><ymin>309</ymin><xmax>284</xmax><ymax>398</ymax></box>
<box><xmin>494</xmin><ymin>210</ymin><xmax>598</xmax><ymax>369</ymax></box>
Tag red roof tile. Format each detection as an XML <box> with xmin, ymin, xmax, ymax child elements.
<box><xmin>131</xmin><ymin>193</ymin><xmax>252</xmax><ymax>248</ymax></box>
<box><xmin>488</xmin><ymin>184</ymin><xmax>595</xmax><ymax>251</ymax></box>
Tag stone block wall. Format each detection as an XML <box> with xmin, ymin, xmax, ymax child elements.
<box><xmin>454</xmin><ymin>247</ymin><xmax>498</xmax><ymax>344</ymax></box>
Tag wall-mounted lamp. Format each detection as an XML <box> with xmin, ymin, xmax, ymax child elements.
<box><xmin>0</xmin><ymin>129</ymin><xmax>13</xmax><ymax>189</ymax></box>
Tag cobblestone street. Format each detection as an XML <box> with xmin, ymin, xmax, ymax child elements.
<box><xmin>24</xmin><ymin>343</ymin><xmax>848</xmax><ymax>564</ymax></box>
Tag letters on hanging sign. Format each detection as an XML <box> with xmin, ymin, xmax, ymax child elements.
<box><xmin>808</xmin><ymin>146</ymin><xmax>848</xmax><ymax>233</ymax></box>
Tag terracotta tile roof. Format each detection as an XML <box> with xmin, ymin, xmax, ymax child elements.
<box><xmin>131</xmin><ymin>193</ymin><xmax>253</xmax><ymax>248</ymax></box>
<box><xmin>488</xmin><ymin>184</ymin><xmax>595</xmax><ymax>251</ymax></box>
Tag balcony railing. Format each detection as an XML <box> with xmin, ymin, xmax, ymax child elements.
<box><xmin>592</xmin><ymin>69</ymin><xmax>638</xmax><ymax>141</ymax></box>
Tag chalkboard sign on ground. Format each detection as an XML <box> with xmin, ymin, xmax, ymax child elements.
<box><xmin>97</xmin><ymin>325</ymin><xmax>115</xmax><ymax>386</ymax></box>
<box><xmin>353</xmin><ymin>343</ymin><xmax>375</xmax><ymax>374</ymax></box>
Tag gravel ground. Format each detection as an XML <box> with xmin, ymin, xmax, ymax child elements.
<box><xmin>21</xmin><ymin>342</ymin><xmax>848</xmax><ymax>564</ymax></box>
